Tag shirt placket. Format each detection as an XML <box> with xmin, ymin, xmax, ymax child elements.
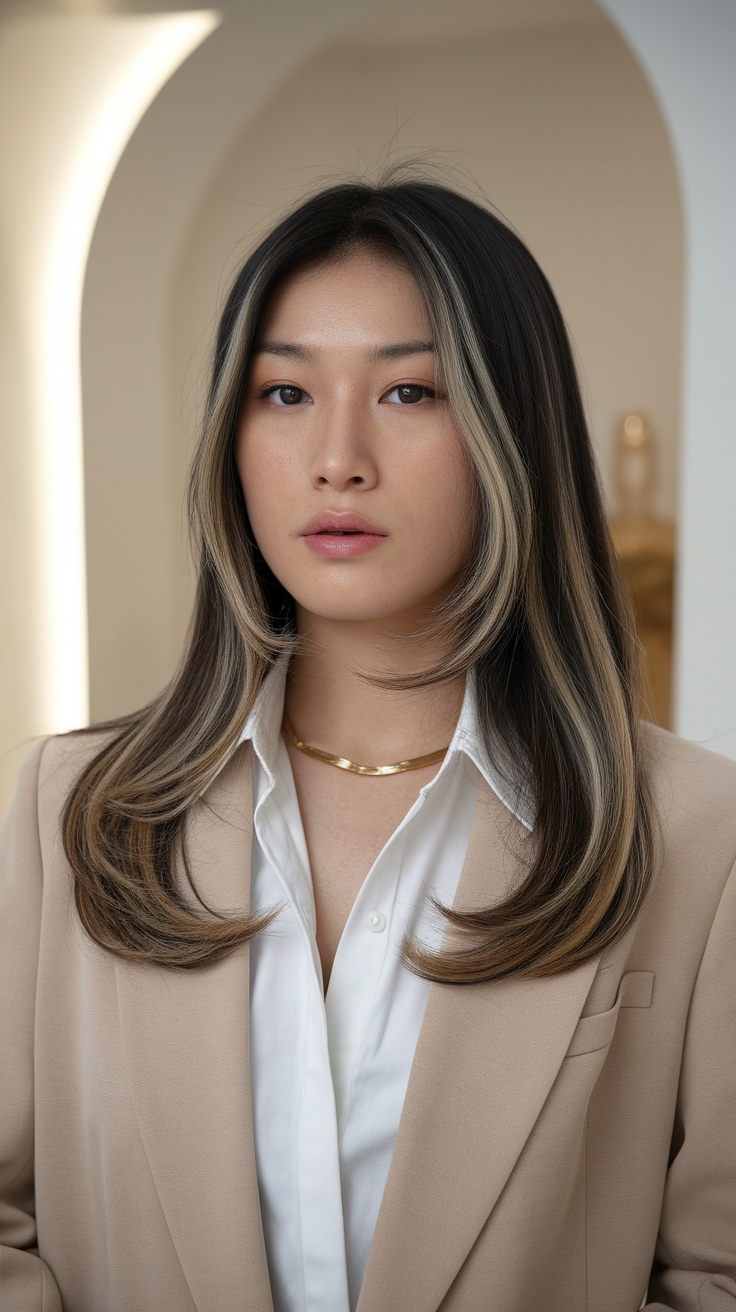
<box><xmin>324</xmin><ymin>823</ymin><xmax>412</xmax><ymax>1140</ymax></box>
<box><xmin>254</xmin><ymin>750</ymin><xmax>351</xmax><ymax>1312</ymax></box>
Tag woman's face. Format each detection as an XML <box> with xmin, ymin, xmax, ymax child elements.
<box><xmin>235</xmin><ymin>248</ymin><xmax>477</xmax><ymax>632</ymax></box>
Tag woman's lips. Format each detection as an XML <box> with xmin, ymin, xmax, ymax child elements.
<box><xmin>302</xmin><ymin>530</ymin><xmax>386</xmax><ymax>557</ymax></box>
<box><xmin>299</xmin><ymin>511</ymin><xmax>387</xmax><ymax>557</ymax></box>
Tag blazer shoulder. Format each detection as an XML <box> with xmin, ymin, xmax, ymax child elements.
<box><xmin>35</xmin><ymin>726</ymin><xmax>122</xmax><ymax>823</ymax></box>
<box><xmin>2</xmin><ymin>732</ymin><xmax>105</xmax><ymax>829</ymax></box>
<box><xmin>641</xmin><ymin>721</ymin><xmax>736</xmax><ymax>876</ymax></box>
<box><xmin>642</xmin><ymin>720</ymin><xmax>736</xmax><ymax>796</ymax></box>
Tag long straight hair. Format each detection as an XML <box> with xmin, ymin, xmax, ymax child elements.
<box><xmin>63</xmin><ymin>170</ymin><xmax>655</xmax><ymax>980</ymax></box>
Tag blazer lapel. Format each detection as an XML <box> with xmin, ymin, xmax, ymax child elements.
<box><xmin>116</xmin><ymin>742</ymin><xmax>274</xmax><ymax>1312</ymax></box>
<box><xmin>357</xmin><ymin>782</ymin><xmax>601</xmax><ymax>1312</ymax></box>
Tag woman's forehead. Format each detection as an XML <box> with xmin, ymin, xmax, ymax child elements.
<box><xmin>253</xmin><ymin>250</ymin><xmax>431</xmax><ymax>350</ymax></box>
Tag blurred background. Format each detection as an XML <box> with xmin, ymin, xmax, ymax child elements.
<box><xmin>1</xmin><ymin>0</ymin><xmax>734</xmax><ymax>811</ymax></box>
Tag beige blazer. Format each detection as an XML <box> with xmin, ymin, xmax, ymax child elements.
<box><xmin>1</xmin><ymin>725</ymin><xmax>736</xmax><ymax>1312</ymax></box>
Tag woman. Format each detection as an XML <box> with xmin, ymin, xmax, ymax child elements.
<box><xmin>1</xmin><ymin>173</ymin><xmax>735</xmax><ymax>1312</ymax></box>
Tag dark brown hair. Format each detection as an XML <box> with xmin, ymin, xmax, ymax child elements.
<box><xmin>62</xmin><ymin>168</ymin><xmax>654</xmax><ymax>980</ymax></box>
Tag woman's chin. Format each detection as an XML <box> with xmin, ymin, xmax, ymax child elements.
<box><xmin>292</xmin><ymin>593</ymin><xmax>430</xmax><ymax>630</ymax></box>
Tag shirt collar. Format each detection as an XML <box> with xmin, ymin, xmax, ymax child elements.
<box><xmin>239</xmin><ymin>653</ymin><xmax>293</xmax><ymax>791</ymax></box>
<box><xmin>238</xmin><ymin>654</ymin><xmax>533</xmax><ymax>831</ymax></box>
<box><xmin>452</xmin><ymin>668</ymin><xmax>533</xmax><ymax>830</ymax></box>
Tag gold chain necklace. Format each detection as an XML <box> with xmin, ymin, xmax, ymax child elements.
<box><xmin>282</xmin><ymin>715</ymin><xmax>448</xmax><ymax>776</ymax></box>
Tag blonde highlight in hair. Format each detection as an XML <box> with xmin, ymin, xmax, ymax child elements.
<box><xmin>63</xmin><ymin>167</ymin><xmax>655</xmax><ymax>978</ymax></box>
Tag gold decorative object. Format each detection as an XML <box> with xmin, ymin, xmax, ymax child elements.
<box><xmin>614</xmin><ymin>413</ymin><xmax>657</xmax><ymax>521</ymax></box>
<box><xmin>608</xmin><ymin>414</ymin><xmax>676</xmax><ymax>730</ymax></box>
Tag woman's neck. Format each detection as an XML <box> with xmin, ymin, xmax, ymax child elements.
<box><xmin>283</xmin><ymin>612</ymin><xmax>466</xmax><ymax>764</ymax></box>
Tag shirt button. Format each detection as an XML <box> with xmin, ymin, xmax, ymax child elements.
<box><xmin>365</xmin><ymin>911</ymin><xmax>387</xmax><ymax>933</ymax></box>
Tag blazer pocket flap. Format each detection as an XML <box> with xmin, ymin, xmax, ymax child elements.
<box><xmin>617</xmin><ymin>970</ymin><xmax>654</xmax><ymax>1009</ymax></box>
<box><xmin>567</xmin><ymin>970</ymin><xmax>654</xmax><ymax>1057</ymax></box>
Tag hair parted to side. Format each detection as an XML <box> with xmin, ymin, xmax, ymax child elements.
<box><xmin>62</xmin><ymin>163</ymin><xmax>656</xmax><ymax>979</ymax></box>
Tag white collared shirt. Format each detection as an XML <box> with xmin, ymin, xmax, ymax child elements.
<box><xmin>239</xmin><ymin>659</ymin><xmax>530</xmax><ymax>1312</ymax></box>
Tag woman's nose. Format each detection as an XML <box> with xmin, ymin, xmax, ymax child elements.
<box><xmin>308</xmin><ymin>398</ymin><xmax>379</xmax><ymax>491</ymax></box>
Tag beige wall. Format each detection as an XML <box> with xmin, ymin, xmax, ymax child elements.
<box><xmin>601</xmin><ymin>0</ymin><xmax>736</xmax><ymax>755</ymax></box>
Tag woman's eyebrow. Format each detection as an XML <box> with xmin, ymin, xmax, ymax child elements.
<box><xmin>251</xmin><ymin>339</ymin><xmax>435</xmax><ymax>363</ymax></box>
<box><xmin>251</xmin><ymin>341</ymin><xmax>315</xmax><ymax>361</ymax></box>
<box><xmin>367</xmin><ymin>340</ymin><xmax>435</xmax><ymax>362</ymax></box>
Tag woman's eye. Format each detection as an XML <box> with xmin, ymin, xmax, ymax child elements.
<box><xmin>384</xmin><ymin>383</ymin><xmax>436</xmax><ymax>405</ymax></box>
<box><xmin>260</xmin><ymin>384</ymin><xmax>307</xmax><ymax>406</ymax></box>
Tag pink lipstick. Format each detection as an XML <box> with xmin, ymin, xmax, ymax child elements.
<box><xmin>299</xmin><ymin>511</ymin><xmax>387</xmax><ymax>558</ymax></box>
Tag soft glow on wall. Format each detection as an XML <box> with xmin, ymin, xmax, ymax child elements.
<box><xmin>0</xmin><ymin>11</ymin><xmax>219</xmax><ymax>735</ymax></box>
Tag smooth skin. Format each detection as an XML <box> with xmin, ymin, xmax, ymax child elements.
<box><xmin>236</xmin><ymin>250</ymin><xmax>478</xmax><ymax>992</ymax></box>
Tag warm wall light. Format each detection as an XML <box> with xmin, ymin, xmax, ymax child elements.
<box><xmin>0</xmin><ymin>11</ymin><xmax>219</xmax><ymax>735</ymax></box>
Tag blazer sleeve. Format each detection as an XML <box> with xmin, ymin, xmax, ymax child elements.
<box><xmin>645</xmin><ymin>852</ymin><xmax>736</xmax><ymax>1310</ymax></box>
<box><xmin>0</xmin><ymin>739</ymin><xmax>63</xmax><ymax>1311</ymax></box>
